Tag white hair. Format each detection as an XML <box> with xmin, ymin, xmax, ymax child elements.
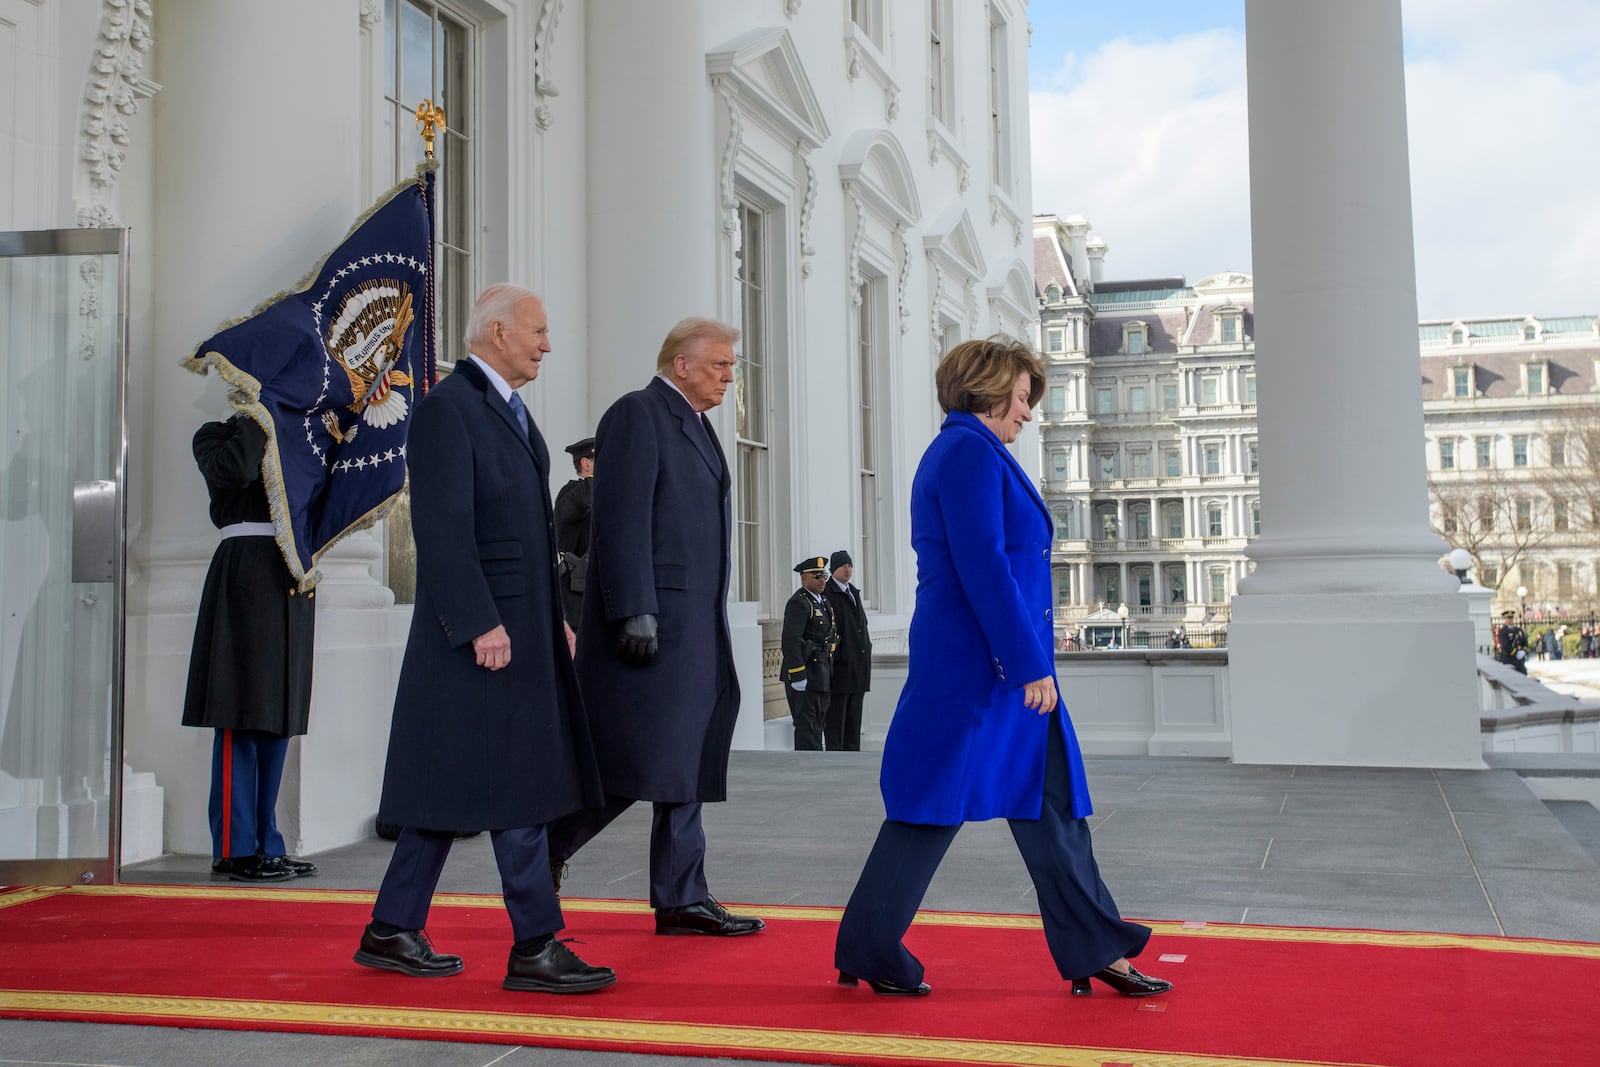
<box><xmin>464</xmin><ymin>283</ymin><xmax>540</xmax><ymax>348</ymax></box>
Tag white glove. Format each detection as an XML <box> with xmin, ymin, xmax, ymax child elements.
<box><xmin>791</xmin><ymin>679</ymin><xmax>808</xmax><ymax>692</ymax></box>
<box><xmin>1515</xmin><ymin>649</ymin><xmax>1527</xmax><ymax>660</ymax></box>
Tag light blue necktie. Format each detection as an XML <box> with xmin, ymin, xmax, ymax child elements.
<box><xmin>507</xmin><ymin>391</ymin><xmax>529</xmax><ymax>438</ymax></box>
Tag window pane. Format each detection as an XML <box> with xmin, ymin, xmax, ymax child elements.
<box><xmin>1097</xmin><ymin>387</ymin><xmax>1113</xmax><ymax>412</ymax></box>
<box><xmin>400</xmin><ymin>1</ymin><xmax>433</xmax><ymax>109</ymax></box>
<box><xmin>1210</xmin><ymin>571</ymin><xmax>1226</xmax><ymax>602</ymax></box>
<box><xmin>1128</xmin><ymin>329</ymin><xmax>1144</xmax><ymax>354</ymax></box>
<box><xmin>1163</xmin><ymin>383</ymin><xmax>1178</xmax><ymax>409</ymax></box>
<box><xmin>1202</xmin><ymin>378</ymin><xmax>1218</xmax><ymax>404</ymax></box>
<box><xmin>1476</xmin><ymin>437</ymin><xmax>1492</xmax><ymax>467</ymax></box>
<box><xmin>1164</xmin><ymin>450</ymin><xmax>1180</xmax><ymax>477</ymax></box>
<box><xmin>1166</xmin><ymin>508</ymin><xmax>1183</xmax><ymax>538</ymax></box>
<box><xmin>1245</xmin><ymin>375</ymin><xmax>1256</xmax><ymax>403</ymax></box>
<box><xmin>1221</xmin><ymin>318</ymin><xmax>1237</xmax><ymax>342</ymax></box>
<box><xmin>1528</xmin><ymin>366</ymin><xmax>1543</xmax><ymax>394</ymax></box>
<box><xmin>1440</xmin><ymin>440</ymin><xmax>1454</xmax><ymax>469</ymax></box>
<box><xmin>1129</xmin><ymin>386</ymin><xmax>1146</xmax><ymax>412</ymax></box>
<box><xmin>1048</xmin><ymin>384</ymin><xmax>1065</xmax><ymax>412</ymax></box>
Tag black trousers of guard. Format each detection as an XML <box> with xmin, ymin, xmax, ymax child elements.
<box><xmin>373</xmin><ymin>826</ymin><xmax>562</xmax><ymax>942</ymax></box>
<box><xmin>787</xmin><ymin>686</ymin><xmax>828</xmax><ymax>750</ymax></box>
<box><xmin>825</xmin><ymin>690</ymin><xmax>865</xmax><ymax>751</ymax></box>
<box><xmin>834</xmin><ymin>712</ymin><xmax>1151</xmax><ymax>986</ymax></box>
<box><xmin>547</xmin><ymin>795</ymin><xmax>709</xmax><ymax>909</ymax></box>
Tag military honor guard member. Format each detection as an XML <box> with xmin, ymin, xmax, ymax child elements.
<box><xmin>546</xmin><ymin>316</ymin><xmax>764</xmax><ymax>938</ymax></box>
<box><xmin>1496</xmin><ymin>610</ymin><xmax>1530</xmax><ymax>675</ymax></box>
<box><xmin>821</xmin><ymin>549</ymin><xmax>871</xmax><ymax>751</ymax></box>
<box><xmin>553</xmin><ymin>436</ymin><xmax>595</xmax><ymax>624</ymax></box>
<box><xmin>782</xmin><ymin>556</ymin><xmax>839</xmax><ymax>751</ymax></box>
<box><xmin>356</xmin><ymin>285</ymin><xmax>614</xmax><ymax>993</ymax></box>
<box><xmin>182</xmin><ymin>414</ymin><xmax>317</xmax><ymax>882</ymax></box>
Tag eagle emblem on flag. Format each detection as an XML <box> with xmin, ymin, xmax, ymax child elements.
<box><xmin>182</xmin><ymin>163</ymin><xmax>439</xmax><ymax>590</ymax></box>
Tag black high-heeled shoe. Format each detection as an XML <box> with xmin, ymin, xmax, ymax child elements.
<box><xmin>1070</xmin><ymin>965</ymin><xmax>1172</xmax><ymax>997</ymax></box>
<box><xmin>838</xmin><ymin>970</ymin><xmax>931</xmax><ymax>996</ymax></box>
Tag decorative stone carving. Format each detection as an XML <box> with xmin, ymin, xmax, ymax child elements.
<box><xmin>928</xmin><ymin>259</ymin><xmax>944</xmax><ymax>343</ymax></box>
<box><xmin>799</xmin><ymin>155</ymin><xmax>817</xmax><ymax>278</ymax></box>
<box><xmin>958</xmin><ymin>160</ymin><xmax>970</xmax><ymax>193</ymax></box>
<box><xmin>886</xmin><ymin>84</ymin><xmax>899</xmax><ymax>123</ymax></box>
<box><xmin>895</xmin><ymin>224</ymin><xmax>910</xmax><ymax>334</ymax></box>
<box><xmin>79</xmin><ymin>259</ymin><xmax>103</xmax><ymax>362</ymax></box>
<box><xmin>716</xmin><ymin>79</ymin><xmax>742</xmax><ymax>236</ymax></box>
<box><xmin>532</xmin><ymin>0</ymin><xmax>564</xmax><ymax>130</ymax></box>
<box><xmin>359</xmin><ymin>0</ymin><xmax>382</xmax><ymax>30</ymax></box>
<box><xmin>785</xmin><ymin>0</ymin><xmax>802</xmax><ymax>16</ymax></box>
<box><xmin>846</xmin><ymin>38</ymin><xmax>861</xmax><ymax>81</ymax></box>
<box><xmin>847</xmin><ymin>186</ymin><xmax>865</xmax><ymax>306</ymax></box>
<box><xmin>78</xmin><ymin>0</ymin><xmax>160</xmax><ymax>227</ymax></box>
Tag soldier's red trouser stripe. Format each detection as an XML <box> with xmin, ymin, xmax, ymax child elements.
<box><xmin>219</xmin><ymin>729</ymin><xmax>233</xmax><ymax>857</ymax></box>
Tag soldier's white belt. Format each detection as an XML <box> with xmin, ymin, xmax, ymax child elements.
<box><xmin>218</xmin><ymin>522</ymin><xmax>276</xmax><ymax>540</ymax></box>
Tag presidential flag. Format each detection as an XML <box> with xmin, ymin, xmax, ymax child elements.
<box><xmin>183</xmin><ymin>163</ymin><xmax>439</xmax><ymax>590</ymax></box>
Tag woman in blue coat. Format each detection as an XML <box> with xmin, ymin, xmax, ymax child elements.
<box><xmin>833</xmin><ymin>337</ymin><xmax>1171</xmax><ymax>999</ymax></box>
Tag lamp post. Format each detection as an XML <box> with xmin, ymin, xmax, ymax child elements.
<box><xmin>1448</xmin><ymin>547</ymin><xmax>1473</xmax><ymax>585</ymax></box>
<box><xmin>1117</xmin><ymin>601</ymin><xmax>1129</xmax><ymax>649</ymax></box>
<box><xmin>1517</xmin><ymin>584</ymin><xmax>1528</xmax><ymax>621</ymax></box>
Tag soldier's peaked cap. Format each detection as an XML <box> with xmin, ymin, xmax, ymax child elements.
<box><xmin>564</xmin><ymin>437</ymin><xmax>596</xmax><ymax>458</ymax></box>
<box><xmin>795</xmin><ymin>556</ymin><xmax>828</xmax><ymax>574</ymax></box>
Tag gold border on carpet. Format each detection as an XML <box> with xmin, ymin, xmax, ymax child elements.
<box><xmin>0</xmin><ymin>989</ymin><xmax>1386</xmax><ymax>1067</ymax></box>
<box><xmin>22</xmin><ymin>884</ymin><xmax>1600</xmax><ymax>961</ymax></box>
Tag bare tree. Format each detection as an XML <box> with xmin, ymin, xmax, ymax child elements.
<box><xmin>1536</xmin><ymin>400</ymin><xmax>1600</xmax><ymax>535</ymax></box>
<box><xmin>1428</xmin><ymin>461</ymin><xmax>1551</xmax><ymax>596</ymax></box>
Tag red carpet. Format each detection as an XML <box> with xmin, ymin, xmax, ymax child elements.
<box><xmin>2</xmin><ymin>884</ymin><xmax>1597</xmax><ymax>1066</ymax></box>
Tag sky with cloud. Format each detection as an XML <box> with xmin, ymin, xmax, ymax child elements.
<box><xmin>1028</xmin><ymin>1</ymin><xmax>1600</xmax><ymax>320</ymax></box>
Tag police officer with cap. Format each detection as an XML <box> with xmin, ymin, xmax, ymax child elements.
<box><xmin>821</xmin><ymin>549</ymin><xmax>872</xmax><ymax>751</ymax></box>
<box><xmin>553</xmin><ymin>437</ymin><xmax>595</xmax><ymax>624</ymax></box>
<box><xmin>781</xmin><ymin>556</ymin><xmax>838</xmax><ymax>750</ymax></box>
<box><xmin>1496</xmin><ymin>610</ymin><xmax>1529</xmax><ymax>675</ymax></box>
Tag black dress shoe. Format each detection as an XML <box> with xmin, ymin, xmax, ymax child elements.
<box><xmin>838</xmin><ymin>970</ymin><xmax>931</xmax><ymax>996</ymax></box>
<box><xmin>353</xmin><ymin>924</ymin><xmax>464</xmax><ymax>977</ymax></box>
<box><xmin>503</xmin><ymin>938</ymin><xmax>616</xmax><ymax>993</ymax></box>
<box><xmin>258</xmin><ymin>854</ymin><xmax>317</xmax><ymax>877</ymax></box>
<box><xmin>211</xmin><ymin>856</ymin><xmax>294</xmax><ymax>882</ymax></box>
<box><xmin>654</xmin><ymin>896</ymin><xmax>765</xmax><ymax>937</ymax></box>
<box><xmin>1070</xmin><ymin>964</ymin><xmax>1172</xmax><ymax>997</ymax></box>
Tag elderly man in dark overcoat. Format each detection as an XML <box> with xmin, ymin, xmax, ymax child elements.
<box><xmin>821</xmin><ymin>549</ymin><xmax>872</xmax><ymax>751</ymax></box>
<box><xmin>546</xmin><ymin>317</ymin><xmax>763</xmax><ymax>938</ymax></box>
<box><xmin>354</xmin><ymin>285</ymin><xmax>614</xmax><ymax>994</ymax></box>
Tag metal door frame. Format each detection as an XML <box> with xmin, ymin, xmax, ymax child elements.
<box><xmin>0</xmin><ymin>226</ymin><xmax>130</xmax><ymax>886</ymax></box>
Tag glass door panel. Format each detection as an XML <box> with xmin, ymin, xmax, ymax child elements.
<box><xmin>0</xmin><ymin>228</ymin><xmax>128</xmax><ymax>886</ymax></box>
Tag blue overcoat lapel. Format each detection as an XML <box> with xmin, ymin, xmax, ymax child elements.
<box><xmin>648</xmin><ymin>376</ymin><xmax>724</xmax><ymax>483</ymax></box>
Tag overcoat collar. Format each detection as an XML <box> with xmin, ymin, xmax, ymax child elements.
<box><xmin>453</xmin><ymin>357</ymin><xmax>548</xmax><ymax>475</ymax></box>
<box><xmin>648</xmin><ymin>376</ymin><xmax>726</xmax><ymax>486</ymax></box>
<box><xmin>941</xmin><ymin>410</ymin><xmax>1050</xmax><ymax>529</ymax></box>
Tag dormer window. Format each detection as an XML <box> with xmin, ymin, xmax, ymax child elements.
<box><xmin>1451</xmin><ymin>366</ymin><xmax>1472</xmax><ymax>398</ymax></box>
<box><xmin>1523</xmin><ymin>325</ymin><xmax>1535</xmax><ymax>341</ymax></box>
<box><xmin>1045</xmin><ymin>284</ymin><xmax>1061</xmax><ymax>304</ymax></box>
<box><xmin>1525</xmin><ymin>362</ymin><xmax>1547</xmax><ymax>396</ymax></box>
<box><xmin>1217</xmin><ymin>307</ymin><xmax>1242</xmax><ymax>344</ymax></box>
<box><xmin>1451</xmin><ymin>328</ymin><xmax>1465</xmax><ymax>345</ymax></box>
<box><xmin>1123</xmin><ymin>322</ymin><xmax>1147</xmax><ymax>355</ymax></box>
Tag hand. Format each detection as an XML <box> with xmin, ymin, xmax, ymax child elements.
<box><xmin>473</xmin><ymin>625</ymin><xmax>511</xmax><ymax>671</ymax></box>
<box><xmin>791</xmin><ymin>679</ymin><xmax>808</xmax><ymax>692</ymax></box>
<box><xmin>617</xmin><ymin>614</ymin><xmax>658</xmax><ymax>664</ymax></box>
<box><xmin>564</xmin><ymin>620</ymin><xmax>577</xmax><ymax>659</ymax></box>
<box><xmin>1022</xmin><ymin>675</ymin><xmax>1057</xmax><ymax>715</ymax></box>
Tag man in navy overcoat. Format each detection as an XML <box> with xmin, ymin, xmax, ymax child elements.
<box><xmin>355</xmin><ymin>286</ymin><xmax>614</xmax><ymax>994</ymax></box>
<box><xmin>547</xmin><ymin>317</ymin><xmax>763</xmax><ymax>937</ymax></box>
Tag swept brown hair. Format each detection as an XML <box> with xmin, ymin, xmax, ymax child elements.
<box><xmin>935</xmin><ymin>335</ymin><xmax>1046</xmax><ymax>415</ymax></box>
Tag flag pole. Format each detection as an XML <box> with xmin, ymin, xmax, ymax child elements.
<box><xmin>414</xmin><ymin>99</ymin><xmax>445</xmax><ymax>393</ymax></box>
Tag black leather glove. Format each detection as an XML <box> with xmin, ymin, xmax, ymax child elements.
<box><xmin>617</xmin><ymin>614</ymin><xmax>658</xmax><ymax>664</ymax></box>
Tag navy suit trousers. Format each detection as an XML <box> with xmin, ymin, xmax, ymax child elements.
<box><xmin>546</xmin><ymin>794</ymin><xmax>708</xmax><ymax>908</ymax></box>
<box><xmin>373</xmin><ymin>826</ymin><xmax>563</xmax><ymax>942</ymax></box>
<box><xmin>834</xmin><ymin>712</ymin><xmax>1150</xmax><ymax>985</ymax></box>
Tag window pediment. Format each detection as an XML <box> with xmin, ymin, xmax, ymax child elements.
<box><xmin>707</xmin><ymin>27</ymin><xmax>830</xmax><ymax>149</ymax></box>
<box><xmin>839</xmin><ymin>130</ymin><xmax>920</xmax><ymax>227</ymax></box>
<box><xmin>923</xmin><ymin>206</ymin><xmax>983</xmax><ymax>284</ymax></box>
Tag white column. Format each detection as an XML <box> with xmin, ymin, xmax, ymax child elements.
<box><xmin>1230</xmin><ymin>0</ymin><xmax>1479</xmax><ymax>767</ymax></box>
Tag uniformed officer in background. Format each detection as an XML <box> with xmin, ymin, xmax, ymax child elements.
<box><xmin>821</xmin><ymin>549</ymin><xmax>872</xmax><ymax>751</ymax></box>
<box><xmin>781</xmin><ymin>556</ymin><xmax>838</xmax><ymax>750</ymax></box>
<box><xmin>553</xmin><ymin>437</ymin><xmax>595</xmax><ymax>625</ymax></box>
<box><xmin>1496</xmin><ymin>610</ymin><xmax>1530</xmax><ymax>675</ymax></box>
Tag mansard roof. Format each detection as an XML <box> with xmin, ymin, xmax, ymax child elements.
<box><xmin>1420</xmin><ymin>347</ymin><xmax>1600</xmax><ymax>400</ymax></box>
<box><xmin>1032</xmin><ymin>229</ymin><xmax>1077</xmax><ymax>299</ymax></box>
<box><xmin>1419</xmin><ymin>315</ymin><xmax>1599</xmax><ymax>345</ymax></box>
<box><xmin>1088</xmin><ymin>308</ymin><xmax>1191</xmax><ymax>355</ymax></box>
